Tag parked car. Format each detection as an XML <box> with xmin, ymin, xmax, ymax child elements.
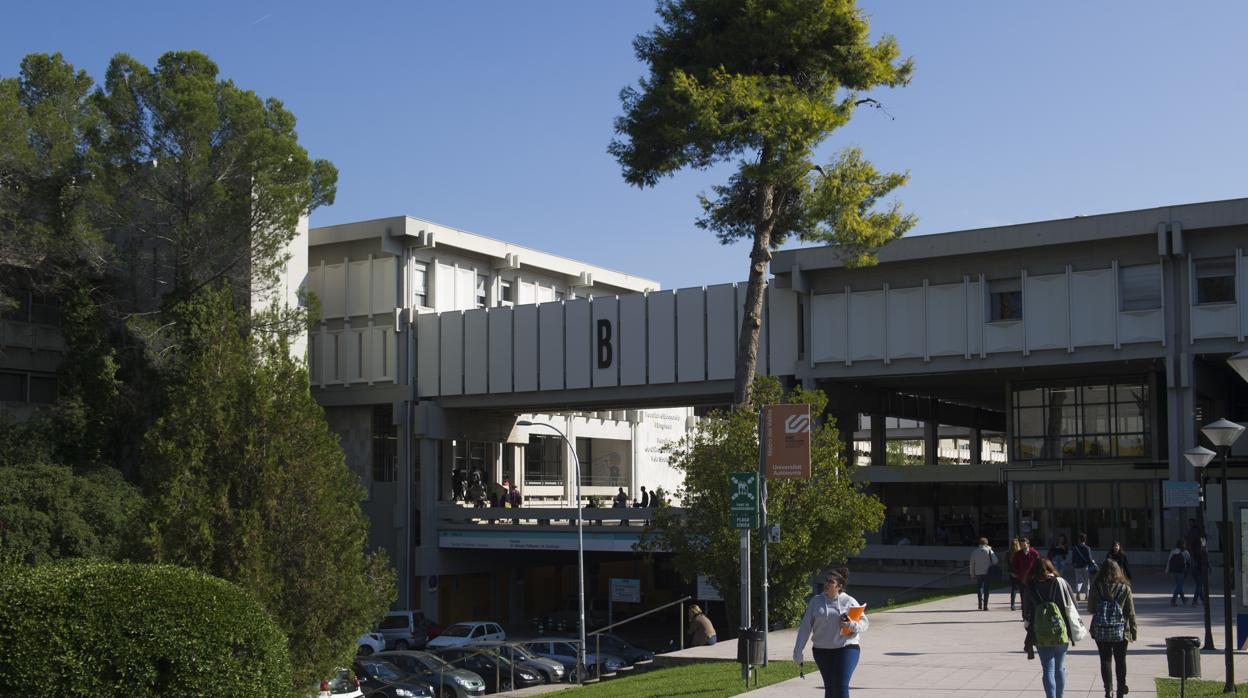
<box><xmin>351</xmin><ymin>658</ymin><xmax>436</xmax><ymax>698</ymax></box>
<box><xmin>318</xmin><ymin>668</ymin><xmax>364</xmax><ymax>697</ymax></box>
<box><xmin>426</xmin><ymin>621</ymin><xmax>505</xmax><ymax>649</ymax></box>
<box><xmin>434</xmin><ymin>647</ymin><xmax>543</xmax><ymax>694</ymax></box>
<box><xmin>588</xmin><ymin>633</ymin><xmax>655</xmax><ymax>665</ymax></box>
<box><xmin>522</xmin><ymin>638</ymin><xmax>627</xmax><ymax>679</ymax></box>
<box><xmin>379</xmin><ymin>610</ymin><xmax>441</xmax><ymax>650</ymax></box>
<box><xmin>357</xmin><ymin>632</ymin><xmax>386</xmax><ymax>656</ymax></box>
<box><xmin>469</xmin><ymin>641</ymin><xmax>566</xmax><ymax>683</ymax></box>
<box><xmin>545</xmin><ymin>597</ymin><xmax>609</xmax><ymax>631</ymax></box>
<box><xmin>374</xmin><ymin>650</ymin><xmax>486</xmax><ymax>698</ymax></box>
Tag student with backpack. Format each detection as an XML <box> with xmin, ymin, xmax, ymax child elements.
<box><xmin>1071</xmin><ymin>533</ymin><xmax>1096</xmax><ymax>601</ymax></box>
<box><xmin>1087</xmin><ymin>559</ymin><xmax>1137</xmax><ymax>698</ymax></box>
<box><xmin>1023</xmin><ymin>558</ymin><xmax>1085</xmax><ymax>698</ymax></box>
<box><xmin>969</xmin><ymin>537</ymin><xmax>1000</xmax><ymax>610</ymax></box>
<box><xmin>1165</xmin><ymin>539</ymin><xmax>1193</xmax><ymax>606</ymax></box>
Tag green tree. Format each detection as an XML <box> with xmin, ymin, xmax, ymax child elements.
<box><xmin>639</xmin><ymin>377</ymin><xmax>884</xmax><ymax>626</ymax></box>
<box><xmin>611</xmin><ymin>0</ymin><xmax>917</xmax><ymax>406</ymax></box>
<box><xmin>142</xmin><ymin>288</ymin><xmax>393</xmax><ymax>689</ymax></box>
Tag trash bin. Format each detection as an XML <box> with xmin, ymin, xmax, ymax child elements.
<box><xmin>736</xmin><ymin>627</ymin><xmax>765</xmax><ymax>666</ymax></box>
<box><xmin>1165</xmin><ymin>636</ymin><xmax>1201</xmax><ymax>678</ymax></box>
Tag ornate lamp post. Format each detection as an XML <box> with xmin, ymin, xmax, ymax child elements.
<box><xmin>1200</xmin><ymin>418</ymin><xmax>1245</xmax><ymax>694</ymax></box>
<box><xmin>1185</xmin><ymin>445</ymin><xmax>1217</xmax><ymax>650</ymax></box>
<box><xmin>517</xmin><ymin>420</ymin><xmax>588</xmax><ymax>684</ymax></box>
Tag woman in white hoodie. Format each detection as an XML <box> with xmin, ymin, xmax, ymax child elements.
<box><xmin>793</xmin><ymin>568</ymin><xmax>868</xmax><ymax>698</ymax></box>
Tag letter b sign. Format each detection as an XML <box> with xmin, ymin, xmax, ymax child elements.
<box><xmin>596</xmin><ymin>319</ymin><xmax>613</xmax><ymax>369</ymax></box>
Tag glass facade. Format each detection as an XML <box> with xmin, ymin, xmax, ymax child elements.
<box><xmin>1013</xmin><ymin>481</ymin><xmax>1155</xmax><ymax>551</ymax></box>
<box><xmin>879</xmin><ymin>483</ymin><xmax>1007</xmax><ymax>546</ymax></box>
<box><xmin>1012</xmin><ymin>379</ymin><xmax>1150</xmax><ymax>460</ymax></box>
<box><xmin>524</xmin><ymin>435</ymin><xmax>563</xmax><ymax>486</ymax></box>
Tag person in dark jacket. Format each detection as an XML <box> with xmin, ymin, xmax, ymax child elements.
<box><xmin>1104</xmin><ymin>541</ymin><xmax>1132</xmax><ymax>582</ymax></box>
<box><xmin>1023</xmin><ymin>558</ymin><xmax>1078</xmax><ymax>698</ymax></box>
<box><xmin>1087</xmin><ymin>559</ymin><xmax>1136</xmax><ymax>698</ymax></box>
<box><xmin>1011</xmin><ymin>538</ymin><xmax>1041</xmax><ymax>615</ymax></box>
<box><xmin>638</xmin><ymin>486</ymin><xmax>650</xmax><ymax>508</ymax></box>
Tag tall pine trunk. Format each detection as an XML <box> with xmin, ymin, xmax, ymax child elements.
<box><xmin>732</xmin><ymin>172</ymin><xmax>777</xmax><ymax>407</ymax></box>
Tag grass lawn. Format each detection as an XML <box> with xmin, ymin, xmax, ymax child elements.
<box><xmin>567</xmin><ymin>661</ymin><xmax>803</xmax><ymax>698</ymax></box>
<box><xmin>1156</xmin><ymin>678</ymin><xmax>1247</xmax><ymax>696</ymax></box>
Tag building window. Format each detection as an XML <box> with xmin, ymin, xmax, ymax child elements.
<box><xmin>555</xmin><ymin>290</ymin><xmax>566</xmax><ymax>302</ymax></box>
<box><xmin>372</xmin><ymin>404</ymin><xmax>398</xmax><ymax>483</ymax></box>
<box><xmin>28</xmin><ymin>376</ymin><xmax>57</xmax><ymax>404</ymax></box>
<box><xmin>1011</xmin><ymin>380</ymin><xmax>1150</xmax><ymax>460</ymax></box>
<box><xmin>499</xmin><ymin>280</ymin><xmax>513</xmax><ymax>306</ymax></box>
<box><xmin>1119</xmin><ymin>264</ymin><xmax>1161</xmax><ymax>311</ymax></box>
<box><xmin>0</xmin><ymin>372</ymin><xmax>24</xmax><ymax>402</ymax></box>
<box><xmin>476</xmin><ymin>274</ymin><xmax>488</xmax><ymax>309</ymax></box>
<box><xmin>1194</xmin><ymin>258</ymin><xmax>1236</xmax><ymax>305</ymax></box>
<box><xmin>412</xmin><ymin>261</ymin><xmax>428</xmax><ymax>307</ymax></box>
<box><xmin>989</xmin><ymin>278</ymin><xmax>1022</xmax><ymax>322</ymax></box>
<box><xmin>524</xmin><ymin>435</ymin><xmax>563</xmax><ymax>486</ymax></box>
<box><xmin>0</xmin><ymin>371</ymin><xmax>57</xmax><ymax>404</ymax></box>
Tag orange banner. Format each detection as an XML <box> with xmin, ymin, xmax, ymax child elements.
<box><xmin>763</xmin><ymin>403</ymin><xmax>811</xmax><ymax>479</ymax></box>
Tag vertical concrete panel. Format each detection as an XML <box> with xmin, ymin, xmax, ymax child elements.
<box><xmin>322</xmin><ymin>264</ymin><xmax>345</xmax><ymax>318</ymax></box>
<box><xmin>438</xmin><ymin>312</ymin><xmax>463</xmax><ymax>395</ymax></box>
<box><xmin>705</xmin><ymin>284</ymin><xmax>736</xmax><ymax>380</ymax></box>
<box><xmin>736</xmin><ymin>284</ymin><xmax>768</xmax><ymax>375</ymax></box>
<box><xmin>565</xmin><ymin>299</ymin><xmax>591</xmax><ymax>389</ymax></box>
<box><xmin>309</xmin><ymin>332</ymin><xmax>323</xmax><ymax>384</ymax></box>
<box><xmin>886</xmin><ymin>286</ymin><xmax>924</xmax><ymax>360</ymax></box>
<box><xmin>677</xmin><ymin>288</ymin><xmax>706</xmax><ymax>382</ymax></box>
<box><xmin>619</xmin><ymin>293</ymin><xmax>647</xmax><ymax>386</ymax></box>
<box><xmin>810</xmin><ymin>292</ymin><xmax>846</xmax><ymax>363</ymax></box>
<box><xmin>456</xmin><ymin>267</ymin><xmax>476</xmax><ymax>311</ymax></box>
<box><xmin>349</xmin><ymin>261</ymin><xmax>370</xmax><ymax>316</ymax></box>
<box><xmin>768</xmin><ymin>286</ymin><xmax>799</xmax><ymax>374</ymax></box>
<box><xmin>435</xmin><ymin>263</ymin><xmax>456</xmax><ymax>311</ymax></box>
<box><xmin>965</xmin><ymin>280</ymin><xmax>983</xmax><ymax>356</ymax></box>
<box><xmin>513</xmin><ymin>305</ymin><xmax>539</xmax><ymax>392</ymax></box>
<box><xmin>1071</xmin><ymin>269</ymin><xmax>1115</xmax><ymax>347</ymax></box>
<box><xmin>463</xmin><ymin>308</ymin><xmax>489</xmax><ymax>394</ymax></box>
<box><xmin>926</xmin><ymin>284</ymin><xmax>964</xmax><ymax>356</ymax></box>
<box><xmin>416</xmin><ymin>313</ymin><xmax>440</xmax><ymax>397</ymax></box>
<box><xmin>592</xmin><ymin>296</ymin><xmax>619</xmax><ymax>387</ymax></box>
<box><xmin>647</xmin><ymin>291</ymin><xmax>676</xmax><ymax>384</ymax></box>
<box><xmin>1024</xmin><ymin>273</ymin><xmax>1068</xmax><ymax>351</ymax></box>
<box><xmin>518</xmin><ymin>281</ymin><xmax>536</xmax><ymax>305</ymax></box>
<box><xmin>540</xmin><ymin>302</ymin><xmax>566</xmax><ymax>390</ymax></box>
<box><xmin>307</xmin><ymin>266</ymin><xmax>323</xmax><ymax>307</ymax></box>
<box><xmin>849</xmin><ymin>291</ymin><xmax>885</xmax><ymax>361</ymax></box>
<box><xmin>488</xmin><ymin>309</ymin><xmax>513</xmax><ymax>393</ymax></box>
<box><xmin>372</xmin><ymin>258</ymin><xmax>395</xmax><ymax>313</ymax></box>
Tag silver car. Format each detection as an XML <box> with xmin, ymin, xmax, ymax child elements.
<box><xmin>374</xmin><ymin>650</ymin><xmax>486</xmax><ymax>698</ymax></box>
<box><xmin>470</xmin><ymin>641</ymin><xmax>567</xmax><ymax>683</ymax></box>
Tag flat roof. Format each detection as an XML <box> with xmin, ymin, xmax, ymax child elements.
<box><xmin>773</xmin><ymin>196</ymin><xmax>1248</xmax><ymax>274</ymax></box>
<box><xmin>310</xmin><ymin>215</ymin><xmax>659</xmax><ymax>293</ymax></box>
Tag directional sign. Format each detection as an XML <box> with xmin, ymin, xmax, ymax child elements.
<box><xmin>729</xmin><ymin>472</ymin><xmax>758</xmax><ymax>514</ymax></box>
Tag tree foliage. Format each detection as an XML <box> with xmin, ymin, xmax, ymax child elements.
<box><xmin>142</xmin><ymin>288</ymin><xmax>393</xmax><ymax>688</ymax></box>
<box><xmin>639</xmin><ymin>377</ymin><xmax>884</xmax><ymax>626</ymax></box>
<box><xmin>611</xmin><ymin>0</ymin><xmax>916</xmax><ymax>405</ymax></box>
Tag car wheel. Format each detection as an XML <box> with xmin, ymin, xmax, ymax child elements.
<box><xmin>395</xmin><ymin>639</ymin><xmax>409</xmax><ymax>650</ymax></box>
<box><xmin>357</xmin><ymin>645</ymin><xmax>373</xmax><ymax>656</ymax></box>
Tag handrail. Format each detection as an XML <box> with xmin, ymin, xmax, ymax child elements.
<box><xmin>588</xmin><ymin>595</ymin><xmax>693</xmax><ymax>637</ymax></box>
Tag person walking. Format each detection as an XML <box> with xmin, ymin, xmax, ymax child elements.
<box><xmin>1088</xmin><ymin>559</ymin><xmax>1136</xmax><ymax>698</ymax></box>
<box><xmin>1023</xmin><ymin>558</ymin><xmax>1081</xmax><ymax>698</ymax></box>
<box><xmin>1105</xmin><ymin>542</ymin><xmax>1132</xmax><ymax>582</ymax></box>
<box><xmin>969</xmin><ymin>538</ymin><xmax>999</xmax><ymax>611</ymax></box>
<box><xmin>1071</xmin><ymin>533</ymin><xmax>1095</xmax><ymax>601</ymax></box>
<box><xmin>1006</xmin><ymin>537</ymin><xmax>1023</xmax><ymax>610</ymax></box>
<box><xmin>1165</xmin><ymin>539</ymin><xmax>1192</xmax><ymax>606</ymax></box>
<box><xmin>794</xmin><ymin>568</ymin><xmax>867</xmax><ymax>698</ymax></box>
<box><xmin>686</xmin><ymin>604</ymin><xmax>717</xmax><ymax>646</ymax></box>
<box><xmin>1011</xmin><ymin>538</ymin><xmax>1041</xmax><ymax>615</ymax></box>
<box><xmin>1048</xmin><ymin>534</ymin><xmax>1070</xmax><ymax>578</ymax></box>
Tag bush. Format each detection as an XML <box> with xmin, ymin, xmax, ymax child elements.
<box><xmin>0</xmin><ymin>560</ymin><xmax>291</xmax><ymax>696</ymax></box>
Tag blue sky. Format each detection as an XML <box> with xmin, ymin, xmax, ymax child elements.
<box><xmin>3</xmin><ymin>2</ymin><xmax>1245</xmax><ymax>288</ymax></box>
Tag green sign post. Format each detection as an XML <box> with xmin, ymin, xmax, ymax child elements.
<box><xmin>729</xmin><ymin>472</ymin><xmax>758</xmax><ymax>529</ymax></box>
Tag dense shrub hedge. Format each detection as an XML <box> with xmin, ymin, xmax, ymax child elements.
<box><xmin>0</xmin><ymin>560</ymin><xmax>291</xmax><ymax>696</ymax></box>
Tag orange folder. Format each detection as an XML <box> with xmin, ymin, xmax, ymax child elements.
<box><xmin>841</xmin><ymin>604</ymin><xmax>867</xmax><ymax>635</ymax></box>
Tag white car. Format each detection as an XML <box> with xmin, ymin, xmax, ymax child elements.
<box><xmin>357</xmin><ymin>631</ymin><xmax>386</xmax><ymax>655</ymax></box>
<box><xmin>426</xmin><ymin>621</ymin><xmax>506</xmax><ymax>649</ymax></box>
<box><xmin>318</xmin><ymin>668</ymin><xmax>364</xmax><ymax>697</ymax></box>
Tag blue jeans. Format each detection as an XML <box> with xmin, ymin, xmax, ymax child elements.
<box><xmin>1193</xmin><ymin>571</ymin><xmax>1206</xmax><ymax>603</ymax></box>
<box><xmin>812</xmin><ymin>645</ymin><xmax>860</xmax><ymax>698</ymax></box>
<box><xmin>976</xmin><ymin>575</ymin><xmax>991</xmax><ymax>606</ymax></box>
<box><xmin>1172</xmin><ymin>572</ymin><xmax>1187</xmax><ymax>602</ymax></box>
<box><xmin>706</xmin><ymin>634</ymin><xmax>717</xmax><ymax>645</ymax></box>
<box><xmin>1037</xmin><ymin>645</ymin><xmax>1068</xmax><ymax>698</ymax></box>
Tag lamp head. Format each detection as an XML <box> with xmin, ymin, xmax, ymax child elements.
<box><xmin>1201</xmin><ymin>418</ymin><xmax>1246</xmax><ymax>448</ymax></box>
<box><xmin>1185</xmin><ymin>445</ymin><xmax>1216</xmax><ymax>469</ymax></box>
<box><xmin>516</xmin><ymin>420</ymin><xmax>533</xmax><ymax>426</ymax></box>
<box><xmin>1229</xmin><ymin>349</ymin><xmax>1248</xmax><ymax>384</ymax></box>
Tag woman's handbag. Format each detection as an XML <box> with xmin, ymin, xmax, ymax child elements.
<box><xmin>1062</xmin><ymin>580</ymin><xmax>1088</xmax><ymax>642</ymax></box>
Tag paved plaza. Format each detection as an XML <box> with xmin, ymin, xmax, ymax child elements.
<box><xmin>666</xmin><ymin>573</ymin><xmax>1247</xmax><ymax>697</ymax></box>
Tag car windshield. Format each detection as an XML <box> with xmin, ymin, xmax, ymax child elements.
<box><xmin>415</xmin><ymin>652</ymin><xmax>452</xmax><ymax>670</ymax></box>
<box><xmin>507</xmin><ymin>644</ymin><xmax>537</xmax><ymax>661</ymax></box>
<box><xmin>360</xmin><ymin>660</ymin><xmax>404</xmax><ymax>682</ymax></box>
<box><xmin>441</xmin><ymin>624</ymin><xmax>473</xmax><ymax>637</ymax></box>
<box><xmin>380</xmin><ymin>616</ymin><xmax>408</xmax><ymax>629</ymax></box>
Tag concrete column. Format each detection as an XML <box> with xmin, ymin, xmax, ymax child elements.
<box><xmin>923</xmin><ymin>400</ymin><xmax>939</xmax><ymax>466</ymax></box>
<box><xmin>397</xmin><ymin>403</ymin><xmax>412</xmax><ymax>610</ymax></box>
<box><xmin>831</xmin><ymin>410</ymin><xmax>858</xmax><ymax>467</ymax></box>
<box><xmin>871</xmin><ymin>415</ymin><xmax>887</xmax><ymax>466</ymax></box>
<box><xmin>970</xmin><ymin>427</ymin><xmax>984</xmax><ymax>465</ymax></box>
<box><xmin>564</xmin><ymin>415</ymin><xmax>577</xmax><ymax>506</ymax></box>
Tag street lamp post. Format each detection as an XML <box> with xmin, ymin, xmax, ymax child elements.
<box><xmin>1185</xmin><ymin>445</ymin><xmax>1217</xmax><ymax>650</ymax></box>
<box><xmin>1200</xmin><ymin>418</ymin><xmax>1245</xmax><ymax>694</ymax></box>
<box><xmin>518</xmin><ymin>420</ymin><xmax>588</xmax><ymax>684</ymax></box>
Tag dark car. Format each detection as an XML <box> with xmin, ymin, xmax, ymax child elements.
<box><xmin>434</xmin><ymin>647</ymin><xmax>544</xmax><ymax>694</ymax></box>
<box><xmin>351</xmin><ymin>658</ymin><xmax>436</xmax><ymax>698</ymax></box>
<box><xmin>469</xmin><ymin>641</ymin><xmax>567</xmax><ymax>683</ymax></box>
<box><xmin>374</xmin><ymin>650</ymin><xmax>486</xmax><ymax>698</ymax></box>
<box><xmin>521</xmin><ymin>637</ymin><xmax>627</xmax><ymax>679</ymax></box>
<box><xmin>588</xmin><ymin>633</ymin><xmax>655</xmax><ymax>665</ymax></box>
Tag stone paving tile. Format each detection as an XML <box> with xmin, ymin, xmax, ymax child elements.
<box><xmin>657</xmin><ymin>573</ymin><xmax>1247</xmax><ymax>697</ymax></box>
